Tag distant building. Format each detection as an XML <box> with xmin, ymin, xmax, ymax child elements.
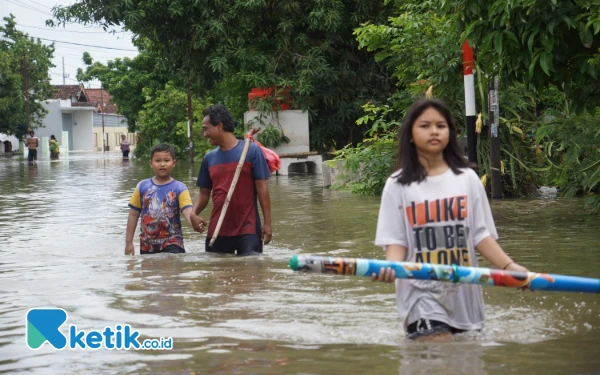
<box><xmin>42</xmin><ymin>84</ymin><xmax>136</xmax><ymax>151</ymax></box>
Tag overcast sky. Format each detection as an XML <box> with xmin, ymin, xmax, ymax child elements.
<box><xmin>2</xmin><ymin>0</ymin><xmax>139</xmax><ymax>88</ymax></box>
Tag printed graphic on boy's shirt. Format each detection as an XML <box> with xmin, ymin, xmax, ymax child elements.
<box><xmin>141</xmin><ymin>187</ymin><xmax>181</xmax><ymax>252</ymax></box>
<box><xmin>405</xmin><ymin>195</ymin><xmax>471</xmax><ymax>266</ymax></box>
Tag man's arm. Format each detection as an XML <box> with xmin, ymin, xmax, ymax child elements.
<box><xmin>125</xmin><ymin>209</ymin><xmax>141</xmax><ymax>255</ymax></box>
<box><xmin>255</xmin><ymin>179</ymin><xmax>272</xmax><ymax>244</ymax></box>
<box><xmin>190</xmin><ymin>188</ymin><xmax>211</xmax><ymax>232</ymax></box>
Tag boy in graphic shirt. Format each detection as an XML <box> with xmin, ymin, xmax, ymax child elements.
<box><xmin>125</xmin><ymin>144</ymin><xmax>204</xmax><ymax>255</ymax></box>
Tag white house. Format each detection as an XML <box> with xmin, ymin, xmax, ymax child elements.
<box><xmin>38</xmin><ymin>98</ymin><xmax>95</xmax><ymax>151</ymax></box>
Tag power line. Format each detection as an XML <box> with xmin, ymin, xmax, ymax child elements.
<box><xmin>18</xmin><ymin>24</ymin><xmax>130</xmax><ymax>34</ymax></box>
<box><xmin>5</xmin><ymin>0</ymin><xmax>52</xmax><ymax>16</ymax></box>
<box><xmin>36</xmin><ymin>37</ymin><xmax>138</xmax><ymax>52</ymax></box>
<box><xmin>49</xmin><ymin>70</ymin><xmax>78</xmax><ymax>82</ymax></box>
<box><xmin>20</xmin><ymin>0</ymin><xmax>52</xmax><ymax>10</ymax></box>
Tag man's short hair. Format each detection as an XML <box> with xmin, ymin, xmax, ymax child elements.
<box><xmin>150</xmin><ymin>143</ymin><xmax>176</xmax><ymax>159</ymax></box>
<box><xmin>202</xmin><ymin>104</ymin><xmax>235</xmax><ymax>132</ymax></box>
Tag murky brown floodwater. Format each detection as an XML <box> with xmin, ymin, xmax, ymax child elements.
<box><xmin>0</xmin><ymin>152</ymin><xmax>599</xmax><ymax>375</ymax></box>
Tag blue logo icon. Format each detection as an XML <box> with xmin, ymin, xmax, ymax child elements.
<box><xmin>26</xmin><ymin>308</ymin><xmax>172</xmax><ymax>350</ymax></box>
<box><xmin>26</xmin><ymin>308</ymin><xmax>68</xmax><ymax>349</ymax></box>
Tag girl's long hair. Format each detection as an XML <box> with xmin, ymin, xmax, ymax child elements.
<box><xmin>395</xmin><ymin>99</ymin><xmax>467</xmax><ymax>185</ymax></box>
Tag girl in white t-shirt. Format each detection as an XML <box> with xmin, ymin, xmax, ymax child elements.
<box><xmin>374</xmin><ymin>99</ymin><xmax>527</xmax><ymax>342</ymax></box>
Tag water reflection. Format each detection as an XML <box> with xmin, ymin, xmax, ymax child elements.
<box><xmin>397</xmin><ymin>342</ymin><xmax>487</xmax><ymax>375</ymax></box>
<box><xmin>0</xmin><ymin>153</ymin><xmax>599</xmax><ymax>374</ymax></box>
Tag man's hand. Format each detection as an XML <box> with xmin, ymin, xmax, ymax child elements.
<box><xmin>124</xmin><ymin>242</ymin><xmax>135</xmax><ymax>256</ymax></box>
<box><xmin>261</xmin><ymin>223</ymin><xmax>272</xmax><ymax>245</ymax></box>
<box><xmin>190</xmin><ymin>213</ymin><xmax>207</xmax><ymax>233</ymax></box>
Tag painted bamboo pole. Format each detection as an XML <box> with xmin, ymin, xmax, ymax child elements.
<box><xmin>462</xmin><ymin>40</ymin><xmax>477</xmax><ymax>167</ymax></box>
<box><xmin>289</xmin><ymin>255</ymin><xmax>600</xmax><ymax>294</ymax></box>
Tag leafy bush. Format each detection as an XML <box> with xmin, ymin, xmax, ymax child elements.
<box><xmin>536</xmin><ymin>113</ymin><xmax>600</xmax><ymax>213</ymax></box>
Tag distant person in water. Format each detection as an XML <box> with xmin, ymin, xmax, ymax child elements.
<box><xmin>120</xmin><ymin>134</ymin><xmax>131</xmax><ymax>158</ymax></box>
<box><xmin>124</xmin><ymin>143</ymin><xmax>203</xmax><ymax>255</ymax></box>
<box><xmin>23</xmin><ymin>130</ymin><xmax>39</xmax><ymax>164</ymax></box>
<box><xmin>49</xmin><ymin>135</ymin><xmax>60</xmax><ymax>160</ymax></box>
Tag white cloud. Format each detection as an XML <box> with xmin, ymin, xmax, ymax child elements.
<box><xmin>2</xmin><ymin>0</ymin><xmax>139</xmax><ymax>88</ymax></box>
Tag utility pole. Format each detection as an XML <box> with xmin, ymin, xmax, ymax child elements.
<box><xmin>101</xmin><ymin>85</ymin><xmax>106</xmax><ymax>153</ymax></box>
<box><xmin>462</xmin><ymin>40</ymin><xmax>477</xmax><ymax>169</ymax></box>
<box><xmin>62</xmin><ymin>57</ymin><xmax>66</xmax><ymax>85</ymax></box>
<box><xmin>186</xmin><ymin>74</ymin><xmax>194</xmax><ymax>163</ymax></box>
<box><xmin>488</xmin><ymin>76</ymin><xmax>502</xmax><ymax>198</ymax></box>
<box><xmin>23</xmin><ymin>53</ymin><xmax>31</xmax><ymax>132</ymax></box>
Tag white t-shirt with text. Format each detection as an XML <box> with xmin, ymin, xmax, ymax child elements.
<box><xmin>375</xmin><ymin>167</ymin><xmax>497</xmax><ymax>331</ymax></box>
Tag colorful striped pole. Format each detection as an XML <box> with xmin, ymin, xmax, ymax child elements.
<box><xmin>289</xmin><ymin>255</ymin><xmax>600</xmax><ymax>294</ymax></box>
<box><xmin>462</xmin><ymin>40</ymin><xmax>477</xmax><ymax>166</ymax></box>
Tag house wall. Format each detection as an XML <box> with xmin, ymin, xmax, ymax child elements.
<box><xmin>243</xmin><ymin>110</ymin><xmax>310</xmax><ymax>154</ymax></box>
<box><xmin>72</xmin><ymin>111</ymin><xmax>94</xmax><ymax>150</ymax></box>
<box><xmin>38</xmin><ymin>100</ymin><xmax>64</xmax><ymax>142</ymax></box>
<box><xmin>92</xmin><ymin>113</ymin><xmax>135</xmax><ymax>152</ymax></box>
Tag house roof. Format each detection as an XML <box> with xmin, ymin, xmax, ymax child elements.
<box><xmin>84</xmin><ymin>88</ymin><xmax>119</xmax><ymax>114</ymax></box>
<box><xmin>51</xmin><ymin>85</ymin><xmax>120</xmax><ymax>115</ymax></box>
<box><xmin>52</xmin><ymin>85</ymin><xmax>86</xmax><ymax>101</ymax></box>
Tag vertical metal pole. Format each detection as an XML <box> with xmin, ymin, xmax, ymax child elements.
<box><xmin>186</xmin><ymin>75</ymin><xmax>194</xmax><ymax>164</ymax></box>
<box><xmin>24</xmin><ymin>53</ymin><xmax>30</xmax><ymax>132</ymax></box>
<box><xmin>101</xmin><ymin>85</ymin><xmax>106</xmax><ymax>153</ymax></box>
<box><xmin>489</xmin><ymin>76</ymin><xmax>502</xmax><ymax>198</ymax></box>
<box><xmin>62</xmin><ymin>57</ymin><xmax>66</xmax><ymax>85</ymax></box>
<box><xmin>462</xmin><ymin>40</ymin><xmax>477</xmax><ymax>169</ymax></box>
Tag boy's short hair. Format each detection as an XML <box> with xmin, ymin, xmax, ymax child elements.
<box><xmin>150</xmin><ymin>144</ymin><xmax>176</xmax><ymax>159</ymax></box>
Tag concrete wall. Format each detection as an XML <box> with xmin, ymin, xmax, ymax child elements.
<box><xmin>72</xmin><ymin>110</ymin><xmax>94</xmax><ymax>150</ymax></box>
<box><xmin>38</xmin><ymin>100</ymin><xmax>63</xmax><ymax>141</ymax></box>
<box><xmin>244</xmin><ymin>110</ymin><xmax>309</xmax><ymax>154</ymax></box>
<box><xmin>92</xmin><ymin>113</ymin><xmax>134</xmax><ymax>152</ymax></box>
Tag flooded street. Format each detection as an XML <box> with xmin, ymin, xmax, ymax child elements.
<box><xmin>0</xmin><ymin>153</ymin><xmax>599</xmax><ymax>374</ymax></box>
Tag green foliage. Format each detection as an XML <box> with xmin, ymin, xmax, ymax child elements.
<box><xmin>448</xmin><ymin>0</ymin><xmax>600</xmax><ymax>114</ymax></box>
<box><xmin>134</xmin><ymin>82</ymin><xmax>211</xmax><ymax>159</ymax></box>
<box><xmin>256</xmin><ymin>124</ymin><xmax>290</xmax><ymax>148</ymax></box>
<box><xmin>77</xmin><ymin>49</ymin><xmax>169</xmax><ymax>133</ymax></box>
<box><xmin>0</xmin><ymin>15</ymin><xmax>55</xmax><ymax>136</ymax></box>
<box><xmin>328</xmin><ymin>131</ymin><xmax>397</xmax><ymax>195</ymax></box>
<box><xmin>535</xmin><ymin>112</ymin><xmax>600</xmax><ymax>213</ymax></box>
<box><xmin>50</xmin><ymin>0</ymin><xmax>397</xmax><ymax>151</ymax></box>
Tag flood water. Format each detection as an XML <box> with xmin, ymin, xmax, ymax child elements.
<box><xmin>0</xmin><ymin>153</ymin><xmax>599</xmax><ymax>375</ymax></box>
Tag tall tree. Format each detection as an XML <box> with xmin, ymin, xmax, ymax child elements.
<box><xmin>0</xmin><ymin>15</ymin><xmax>55</xmax><ymax>136</ymax></box>
<box><xmin>51</xmin><ymin>0</ymin><xmax>396</xmax><ymax>151</ymax></box>
<box><xmin>77</xmin><ymin>49</ymin><xmax>170</xmax><ymax>133</ymax></box>
<box><xmin>447</xmin><ymin>0</ymin><xmax>600</xmax><ymax>114</ymax></box>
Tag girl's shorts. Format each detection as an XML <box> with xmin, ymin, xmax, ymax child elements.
<box><xmin>406</xmin><ymin>318</ymin><xmax>466</xmax><ymax>340</ymax></box>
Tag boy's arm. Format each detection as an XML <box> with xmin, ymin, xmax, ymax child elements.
<box><xmin>476</xmin><ymin>236</ymin><xmax>528</xmax><ymax>272</ymax></box>
<box><xmin>255</xmin><ymin>179</ymin><xmax>272</xmax><ymax>244</ymax></box>
<box><xmin>190</xmin><ymin>188</ymin><xmax>210</xmax><ymax>232</ymax></box>
<box><xmin>125</xmin><ymin>209</ymin><xmax>140</xmax><ymax>255</ymax></box>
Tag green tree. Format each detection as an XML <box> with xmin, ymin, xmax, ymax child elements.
<box><xmin>0</xmin><ymin>15</ymin><xmax>55</xmax><ymax>136</ymax></box>
<box><xmin>135</xmin><ymin>81</ymin><xmax>211</xmax><ymax>159</ymax></box>
<box><xmin>50</xmin><ymin>0</ymin><xmax>396</xmax><ymax>151</ymax></box>
<box><xmin>77</xmin><ymin>49</ymin><xmax>169</xmax><ymax>133</ymax></box>
<box><xmin>448</xmin><ymin>0</ymin><xmax>600</xmax><ymax>114</ymax></box>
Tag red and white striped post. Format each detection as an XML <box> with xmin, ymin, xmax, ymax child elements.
<box><xmin>462</xmin><ymin>40</ymin><xmax>477</xmax><ymax>167</ymax></box>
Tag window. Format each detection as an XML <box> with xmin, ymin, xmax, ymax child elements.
<box><xmin>128</xmin><ymin>133</ymin><xmax>136</xmax><ymax>145</ymax></box>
